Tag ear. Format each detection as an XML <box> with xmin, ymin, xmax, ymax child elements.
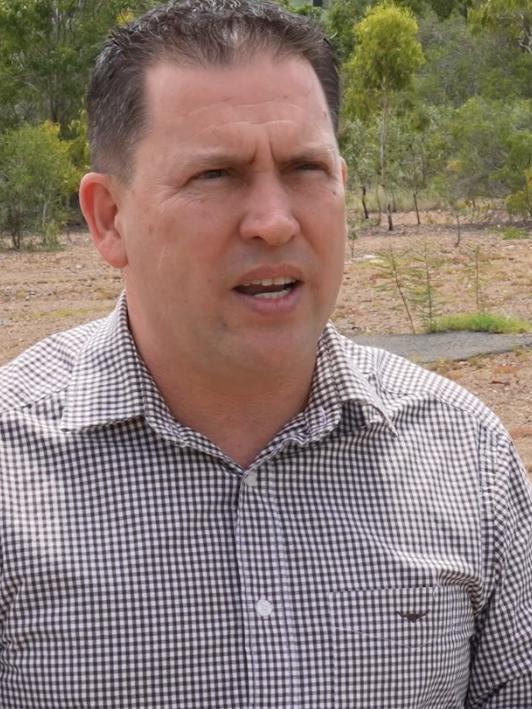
<box><xmin>79</xmin><ymin>172</ymin><xmax>128</xmax><ymax>269</ymax></box>
<box><xmin>340</xmin><ymin>157</ymin><xmax>348</xmax><ymax>188</ymax></box>
<box><xmin>339</xmin><ymin>157</ymin><xmax>349</xmax><ymax>237</ymax></box>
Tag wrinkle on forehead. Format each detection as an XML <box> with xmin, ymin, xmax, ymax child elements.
<box><xmin>156</xmin><ymin>96</ymin><xmax>330</xmax><ymax>132</ymax></box>
<box><xmin>156</xmin><ymin>101</ymin><xmax>334</xmax><ymax>155</ymax></box>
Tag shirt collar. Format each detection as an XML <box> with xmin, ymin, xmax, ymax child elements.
<box><xmin>60</xmin><ymin>293</ymin><xmax>148</xmax><ymax>431</ymax></box>
<box><xmin>305</xmin><ymin>323</ymin><xmax>396</xmax><ymax>438</ymax></box>
<box><xmin>61</xmin><ymin>296</ymin><xmax>394</xmax><ymax>437</ymax></box>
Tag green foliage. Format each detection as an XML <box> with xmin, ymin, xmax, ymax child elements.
<box><xmin>326</xmin><ymin>0</ymin><xmax>367</xmax><ymax>60</ymax></box>
<box><xmin>372</xmin><ymin>242</ymin><xmax>531</xmax><ymax>335</ymax></box>
<box><xmin>0</xmin><ymin>0</ymin><xmax>529</xmax><ymax>233</ymax></box>
<box><xmin>68</xmin><ymin>109</ymin><xmax>90</xmax><ymax>172</ymax></box>
<box><xmin>374</xmin><ymin>247</ymin><xmax>418</xmax><ymax>333</ymax></box>
<box><xmin>346</xmin><ymin>2</ymin><xmax>425</xmax><ymax>102</ymax></box>
<box><xmin>427</xmin><ymin>0</ymin><xmax>471</xmax><ymax>18</ymax></box>
<box><xmin>374</xmin><ymin>242</ymin><xmax>444</xmax><ymax>333</ymax></box>
<box><xmin>343</xmin><ymin>4</ymin><xmax>425</xmax><ymax>228</ymax></box>
<box><xmin>417</xmin><ymin>11</ymin><xmax>532</xmax><ymax>107</ymax></box>
<box><xmin>431</xmin><ymin>97</ymin><xmax>532</xmax><ymax>221</ymax></box>
<box><xmin>340</xmin><ymin>118</ymin><xmax>379</xmax><ymax>192</ymax></box>
<box><xmin>275</xmin><ymin>0</ymin><xmax>324</xmax><ymax>20</ymax></box>
<box><xmin>506</xmin><ymin>169</ymin><xmax>532</xmax><ymax>218</ymax></box>
<box><xmin>408</xmin><ymin>240</ymin><xmax>444</xmax><ymax>330</ymax></box>
<box><xmin>430</xmin><ymin>313</ymin><xmax>532</xmax><ymax>333</ymax></box>
<box><xmin>470</xmin><ymin>0</ymin><xmax>532</xmax><ymax>54</ymax></box>
<box><xmin>500</xmin><ymin>126</ymin><xmax>532</xmax><ymax>217</ymax></box>
<box><xmin>501</xmin><ymin>226</ymin><xmax>531</xmax><ymax>240</ymax></box>
<box><xmin>0</xmin><ymin>121</ymin><xmax>79</xmax><ymax>249</ymax></box>
<box><xmin>0</xmin><ymin>0</ymin><xmax>157</xmax><ymax>132</ymax></box>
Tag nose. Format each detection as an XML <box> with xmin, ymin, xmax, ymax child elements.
<box><xmin>238</xmin><ymin>175</ymin><xmax>299</xmax><ymax>246</ymax></box>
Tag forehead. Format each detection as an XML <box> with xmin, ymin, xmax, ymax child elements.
<box><xmin>141</xmin><ymin>53</ymin><xmax>334</xmax><ymax>146</ymax></box>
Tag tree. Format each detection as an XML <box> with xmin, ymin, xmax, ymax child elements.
<box><xmin>470</xmin><ymin>0</ymin><xmax>532</xmax><ymax>54</ymax></box>
<box><xmin>340</xmin><ymin>117</ymin><xmax>379</xmax><ymax>219</ymax></box>
<box><xmin>499</xmin><ymin>126</ymin><xmax>532</xmax><ymax>218</ymax></box>
<box><xmin>0</xmin><ymin>122</ymin><xmax>79</xmax><ymax>248</ymax></box>
<box><xmin>276</xmin><ymin>0</ymin><xmax>324</xmax><ymax>21</ymax></box>
<box><xmin>431</xmin><ymin>97</ymin><xmax>532</xmax><ymax>239</ymax></box>
<box><xmin>344</xmin><ymin>2</ymin><xmax>425</xmax><ymax>229</ymax></box>
<box><xmin>417</xmin><ymin>9</ymin><xmax>532</xmax><ymax>111</ymax></box>
<box><xmin>0</xmin><ymin>0</ymin><xmax>156</xmax><ymax>132</ymax></box>
<box><xmin>427</xmin><ymin>0</ymin><xmax>472</xmax><ymax>18</ymax></box>
<box><xmin>326</xmin><ymin>0</ymin><xmax>368</xmax><ymax>60</ymax></box>
<box><xmin>394</xmin><ymin>110</ymin><xmax>439</xmax><ymax>224</ymax></box>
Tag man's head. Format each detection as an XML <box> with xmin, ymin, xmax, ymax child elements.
<box><xmin>87</xmin><ymin>0</ymin><xmax>340</xmax><ymax>180</ymax></box>
<box><xmin>80</xmin><ymin>1</ymin><xmax>347</xmax><ymax>387</ymax></box>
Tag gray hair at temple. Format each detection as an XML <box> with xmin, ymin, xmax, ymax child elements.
<box><xmin>86</xmin><ymin>0</ymin><xmax>340</xmax><ymax>180</ymax></box>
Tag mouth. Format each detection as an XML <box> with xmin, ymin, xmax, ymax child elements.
<box><xmin>233</xmin><ymin>276</ymin><xmax>301</xmax><ymax>300</ymax></box>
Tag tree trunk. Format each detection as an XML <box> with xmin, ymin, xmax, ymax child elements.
<box><xmin>379</xmin><ymin>94</ymin><xmax>387</xmax><ymax>227</ymax></box>
<box><xmin>361</xmin><ymin>186</ymin><xmax>369</xmax><ymax>220</ymax></box>
<box><xmin>387</xmin><ymin>203</ymin><xmax>394</xmax><ymax>232</ymax></box>
<box><xmin>454</xmin><ymin>213</ymin><xmax>461</xmax><ymax>247</ymax></box>
<box><xmin>375</xmin><ymin>185</ymin><xmax>382</xmax><ymax>225</ymax></box>
<box><xmin>413</xmin><ymin>192</ymin><xmax>421</xmax><ymax>225</ymax></box>
<box><xmin>12</xmin><ymin>229</ymin><xmax>21</xmax><ymax>250</ymax></box>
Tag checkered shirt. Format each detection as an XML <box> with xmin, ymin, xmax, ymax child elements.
<box><xmin>1</xmin><ymin>294</ymin><xmax>531</xmax><ymax>708</ymax></box>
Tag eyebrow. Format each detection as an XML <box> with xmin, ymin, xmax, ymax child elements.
<box><xmin>176</xmin><ymin>145</ymin><xmax>338</xmax><ymax>172</ymax></box>
<box><xmin>279</xmin><ymin>147</ymin><xmax>338</xmax><ymax>168</ymax></box>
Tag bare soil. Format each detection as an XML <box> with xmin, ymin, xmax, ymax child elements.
<box><xmin>1</xmin><ymin>215</ymin><xmax>531</xmax><ymax>473</ymax></box>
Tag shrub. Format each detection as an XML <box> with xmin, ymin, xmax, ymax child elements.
<box><xmin>430</xmin><ymin>313</ymin><xmax>532</xmax><ymax>334</ymax></box>
<box><xmin>0</xmin><ymin>122</ymin><xmax>79</xmax><ymax>249</ymax></box>
<box><xmin>501</xmin><ymin>226</ymin><xmax>530</xmax><ymax>240</ymax></box>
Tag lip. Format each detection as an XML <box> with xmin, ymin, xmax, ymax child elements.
<box><xmin>232</xmin><ymin>279</ymin><xmax>303</xmax><ymax>316</ymax></box>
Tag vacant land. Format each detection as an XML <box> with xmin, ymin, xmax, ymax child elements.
<box><xmin>1</xmin><ymin>216</ymin><xmax>531</xmax><ymax>472</ymax></box>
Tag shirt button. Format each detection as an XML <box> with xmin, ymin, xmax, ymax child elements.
<box><xmin>244</xmin><ymin>470</ymin><xmax>258</xmax><ymax>488</ymax></box>
<box><xmin>256</xmin><ymin>599</ymin><xmax>274</xmax><ymax>618</ymax></box>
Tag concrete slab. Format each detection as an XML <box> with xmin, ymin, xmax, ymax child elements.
<box><xmin>351</xmin><ymin>332</ymin><xmax>532</xmax><ymax>364</ymax></box>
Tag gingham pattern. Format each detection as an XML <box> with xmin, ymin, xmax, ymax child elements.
<box><xmin>1</xmin><ymin>294</ymin><xmax>531</xmax><ymax>708</ymax></box>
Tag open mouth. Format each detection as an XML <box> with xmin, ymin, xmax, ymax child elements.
<box><xmin>234</xmin><ymin>277</ymin><xmax>300</xmax><ymax>300</ymax></box>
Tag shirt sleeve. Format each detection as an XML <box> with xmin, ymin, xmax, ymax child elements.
<box><xmin>466</xmin><ymin>432</ymin><xmax>532</xmax><ymax>707</ymax></box>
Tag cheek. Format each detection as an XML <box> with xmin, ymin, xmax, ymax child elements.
<box><xmin>301</xmin><ymin>195</ymin><xmax>346</xmax><ymax>249</ymax></box>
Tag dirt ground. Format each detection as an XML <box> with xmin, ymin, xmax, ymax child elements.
<box><xmin>1</xmin><ymin>215</ymin><xmax>531</xmax><ymax>473</ymax></box>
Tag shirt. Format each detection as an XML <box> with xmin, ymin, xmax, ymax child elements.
<box><xmin>0</xmin><ymin>294</ymin><xmax>531</xmax><ymax>709</ymax></box>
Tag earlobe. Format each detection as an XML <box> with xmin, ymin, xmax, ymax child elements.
<box><xmin>79</xmin><ymin>172</ymin><xmax>128</xmax><ymax>269</ymax></box>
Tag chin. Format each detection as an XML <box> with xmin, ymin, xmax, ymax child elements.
<box><xmin>235</xmin><ymin>326</ymin><xmax>321</xmax><ymax>374</ymax></box>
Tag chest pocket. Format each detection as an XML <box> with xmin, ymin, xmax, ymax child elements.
<box><xmin>328</xmin><ymin>586</ymin><xmax>474</xmax><ymax>709</ymax></box>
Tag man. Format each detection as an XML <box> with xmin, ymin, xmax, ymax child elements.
<box><xmin>0</xmin><ymin>1</ymin><xmax>530</xmax><ymax>707</ymax></box>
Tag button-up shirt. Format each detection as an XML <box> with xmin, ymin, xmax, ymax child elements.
<box><xmin>1</xmin><ymin>295</ymin><xmax>531</xmax><ymax>708</ymax></box>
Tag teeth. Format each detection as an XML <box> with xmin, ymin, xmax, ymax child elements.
<box><xmin>253</xmin><ymin>288</ymin><xmax>292</xmax><ymax>300</ymax></box>
<box><xmin>241</xmin><ymin>277</ymin><xmax>295</xmax><ymax>287</ymax></box>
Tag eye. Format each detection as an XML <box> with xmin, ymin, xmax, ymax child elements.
<box><xmin>295</xmin><ymin>162</ymin><xmax>327</xmax><ymax>173</ymax></box>
<box><xmin>196</xmin><ymin>168</ymin><xmax>228</xmax><ymax>181</ymax></box>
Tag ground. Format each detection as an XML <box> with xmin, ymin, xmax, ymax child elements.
<box><xmin>1</xmin><ymin>214</ymin><xmax>531</xmax><ymax>473</ymax></box>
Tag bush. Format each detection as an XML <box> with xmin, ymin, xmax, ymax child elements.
<box><xmin>0</xmin><ymin>122</ymin><xmax>79</xmax><ymax>249</ymax></box>
<box><xmin>501</xmin><ymin>226</ymin><xmax>530</xmax><ymax>240</ymax></box>
<box><xmin>431</xmin><ymin>313</ymin><xmax>532</xmax><ymax>334</ymax></box>
<box><xmin>506</xmin><ymin>168</ymin><xmax>532</xmax><ymax>219</ymax></box>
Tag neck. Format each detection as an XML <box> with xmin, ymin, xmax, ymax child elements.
<box><xmin>132</xmin><ymin>331</ymin><xmax>317</xmax><ymax>469</ymax></box>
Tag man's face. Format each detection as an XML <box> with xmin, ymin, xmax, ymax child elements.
<box><xmin>113</xmin><ymin>52</ymin><xmax>347</xmax><ymax>376</ymax></box>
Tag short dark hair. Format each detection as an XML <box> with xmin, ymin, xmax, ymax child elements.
<box><xmin>86</xmin><ymin>0</ymin><xmax>340</xmax><ymax>179</ymax></box>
